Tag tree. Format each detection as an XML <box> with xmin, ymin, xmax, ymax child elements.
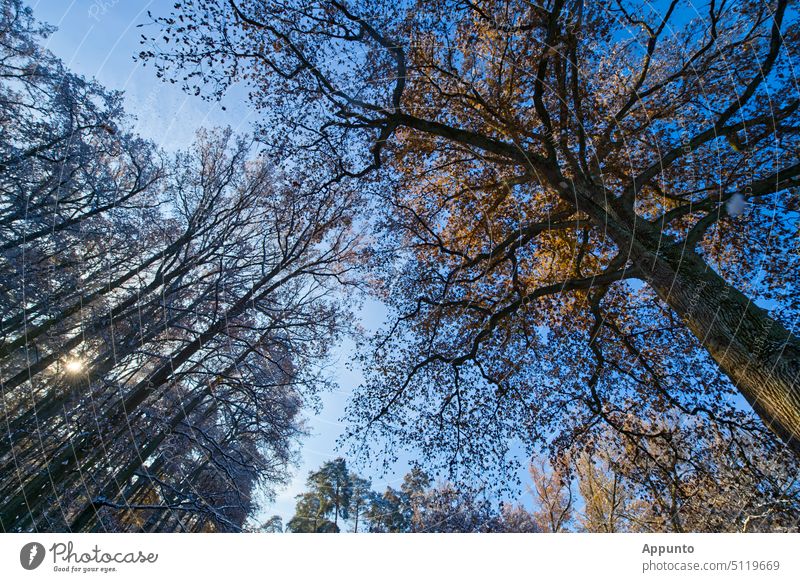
<box><xmin>311</xmin><ymin>458</ymin><xmax>354</xmax><ymax>531</ymax></box>
<box><xmin>496</xmin><ymin>503</ymin><xmax>539</xmax><ymax>533</ymax></box>
<box><xmin>350</xmin><ymin>474</ymin><xmax>373</xmax><ymax>533</ymax></box>
<box><xmin>289</xmin><ymin>461</ymin><xmax>541</xmax><ymax>532</ymax></box>
<box><xmin>287</xmin><ymin>493</ymin><xmax>337</xmax><ymax>532</ymax></box>
<box><xmin>143</xmin><ymin>0</ymin><xmax>800</xmax><ymax>478</ymax></box>
<box><xmin>530</xmin><ymin>417</ymin><xmax>800</xmax><ymax>532</ymax></box>
<box><xmin>528</xmin><ymin>457</ymin><xmax>574</xmax><ymax>533</ymax></box>
<box><xmin>363</xmin><ymin>468</ymin><xmax>429</xmax><ymax>532</ymax></box>
<box><xmin>0</xmin><ymin>3</ymin><xmax>359</xmax><ymax>532</ymax></box>
<box><xmin>574</xmin><ymin>452</ymin><xmax>645</xmax><ymax>533</ymax></box>
<box><xmin>381</xmin><ymin>468</ymin><xmax>538</xmax><ymax>532</ymax></box>
<box><xmin>578</xmin><ymin>416</ymin><xmax>800</xmax><ymax>532</ymax></box>
<box><xmin>364</xmin><ymin>485</ymin><xmax>407</xmax><ymax>533</ymax></box>
<box><xmin>259</xmin><ymin>515</ymin><xmax>284</xmax><ymax>533</ymax></box>
<box><xmin>409</xmin><ymin>483</ymin><xmax>497</xmax><ymax>532</ymax></box>
<box><xmin>287</xmin><ymin>458</ymin><xmax>354</xmax><ymax>532</ymax></box>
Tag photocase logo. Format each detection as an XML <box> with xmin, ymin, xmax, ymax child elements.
<box><xmin>20</xmin><ymin>542</ymin><xmax>46</xmax><ymax>570</ymax></box>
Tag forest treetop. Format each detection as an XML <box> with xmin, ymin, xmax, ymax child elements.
<box><xmin>142</xmin><ymin>0</ymin><xmax>800</xmax><ymax>475</ymax></box>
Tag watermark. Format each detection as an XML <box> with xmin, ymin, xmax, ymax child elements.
<box><xmin>88</xmin><ymin>0</ymin><xmax>120</xmax><ymax>22</ymax></box>
<box><xmin>18</xmin><ymin>540</ymin><xmax>158</xmax><ymax>575</ymax></box>
<box><xmin>642</xmin><ymin>543</ymin><xmax>694</xmax><ymax>557</ymax></box>
<box><xmin>20</xmin><ymin>542</ymin><xmax>46</xmax><ymax>570</ymax></box>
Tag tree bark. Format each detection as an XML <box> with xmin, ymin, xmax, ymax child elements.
<box><xmin>633</xmin><ymin>244</ymin><xmax>800</xmax><ymax>455</ymax></box>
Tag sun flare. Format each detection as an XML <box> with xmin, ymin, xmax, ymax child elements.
<box><xmin>65</xmin><ymin>359</ymin><xmax>83</xmax><ymax>374</ymax></box>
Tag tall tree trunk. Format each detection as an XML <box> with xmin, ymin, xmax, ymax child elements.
<box><xmin>0</xmin><ymin>277</ymin><xmax>211</xmax><ymax>450</ymax></box>
<box><xmin>67</xmin><ymin>389</ymin><xmax>212</xmax><ymax>532</ymax></box>
<box><xmin>573</xmin><ymin>185</ymin><xmax>800</xmax><ymax>455</ymax></box>
<box><xmin>0</xmin><ymin>260</ymin><xmax>298</xmax><ymax>530</ymax></box>
<box><xmin>333</xmin><ymin>482</ymin><xmax>339</xmax><ymax>532</ymax></box>
<box><xmin>0</xmin><ymin>229</ymin><xmax>193</xmax><ymax>356</ymax></box>
<box><xmin>633</xmin><ymin>244</ymin><xmax>800</xmax><ymax>454</ymax></box>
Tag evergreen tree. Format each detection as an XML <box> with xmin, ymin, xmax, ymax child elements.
<box><xmin>287</xmin><ymin>458</ymin><xmax>354</xmax><ymax>533</ymax></box>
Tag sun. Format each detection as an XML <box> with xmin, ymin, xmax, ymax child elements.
<box><xmin>65</xmin><ymin>359</ymin><xmax>84</xmax><ymax>374</ymax></box>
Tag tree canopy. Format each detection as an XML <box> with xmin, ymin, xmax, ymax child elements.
<box><xmin>0</xmin><ymin>0</ymin><xmax>359</xmax><ymax>532</ymax></box>
<box><xmin>142</xmin><ymin>0</ymin><xmax>800</xmax><ymax>493</ymax></box>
